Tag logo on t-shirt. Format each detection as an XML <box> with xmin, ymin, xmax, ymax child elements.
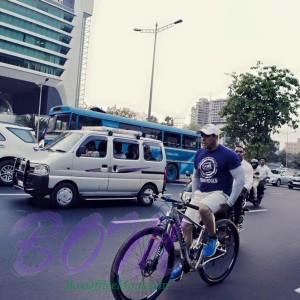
<box><xmin>198</xmin><ymin>157</ymin><xmax>218</xmax><ymax>179</ymax></box>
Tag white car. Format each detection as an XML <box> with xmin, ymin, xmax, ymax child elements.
<box><xmin>267</xmin><ymin>168</ymin><xmax>295</xmax><ymax>186</ymax></box>
<box><xmin>14</xmin><ymin>127</ymin><xmax>167</xmax><ymax>208</ymax></box>
<box><xmin>0</xmin><ymin>122</ymin><xmax>37</xmax><ymax>185</ymax></box>
<box><xmin>288</xmin><ymin>172</ymin><xmax>300</xmax><ymax>190</ymax></box>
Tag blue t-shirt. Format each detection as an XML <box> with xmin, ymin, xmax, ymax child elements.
<box><xmin>194</xmin><ymin>144</ymin><xmax>241</xmax><ymax>196</ymax></box>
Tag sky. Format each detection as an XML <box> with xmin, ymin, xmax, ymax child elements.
<box><xmin>85</xmin><ymin>0</ymin><xmax>300</xmax><ymax>148</ymax></box>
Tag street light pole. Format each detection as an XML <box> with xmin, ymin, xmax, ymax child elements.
<box><xmin>134</xmin><ymin>19</ymin><xmax>182</xmax><ymax>121</ymax></box>
<box><xmin>36</xmin><ymin>77</ymin><xmax>49</xmax><ymax>143</ymax></box>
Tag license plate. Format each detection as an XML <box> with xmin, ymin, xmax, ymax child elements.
<box><xmin>17</xmin><ymin>180</ymin><xmax>23</xmax><ymax>187</ymax></box>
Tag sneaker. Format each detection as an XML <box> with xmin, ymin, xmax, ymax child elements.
<box><xmin>203</xmin><ymin>238</ymin><xmax>220</xmax><ymax>258</ymax></box>
<box><xmin>170</xmin><ymin>263</ymin><xmax>183</xmax><ymax>281</ymax></box>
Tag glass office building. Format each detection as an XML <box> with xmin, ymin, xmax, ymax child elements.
<box><xmin>0</xmin><ymin>0</ymin><xmax>94</xmax><ymax>114</ymax></box>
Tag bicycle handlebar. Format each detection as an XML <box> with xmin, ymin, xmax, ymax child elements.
<box><xmin>149</xmin><ymin>193</ymin><xmax>199</xmax><ymax>211</ymax></box>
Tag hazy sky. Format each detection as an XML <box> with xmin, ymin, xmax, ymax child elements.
<box><xmin>85</xmin><ymin>0</ymin><xmax>300</xmax><ymax>147</ymax></box>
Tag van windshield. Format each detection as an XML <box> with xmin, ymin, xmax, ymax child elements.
<box><xmin>45</xmin><ymin>132</ymin><xmax>83</xmax><ymax>152</ymax></box>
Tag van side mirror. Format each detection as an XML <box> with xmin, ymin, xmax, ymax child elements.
<box><xmin>76</xmin><ymin>146</ymin><xmax>86</xmax><ymax>157</ymax></box>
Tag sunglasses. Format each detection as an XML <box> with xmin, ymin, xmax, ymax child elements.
<box><xmin>201</xmin><ymin>133</ymin><xmax>214</xmax><ymax>138</ymax></box>
<box><xmin>235</xmin><ymin>150</ymin><xmax>243</xmax><ymax>153</ymax></box>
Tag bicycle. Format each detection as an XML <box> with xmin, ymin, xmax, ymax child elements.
<box><xmin>110</xmin><ymin>194</ymin><xmax>240</xmax><ymax>300</ymax></box>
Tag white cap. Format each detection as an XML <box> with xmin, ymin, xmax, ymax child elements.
<box><xmin>200</xmin><ymin>124</ymin><xmax>221</xmax><ymax>136</ymax></box>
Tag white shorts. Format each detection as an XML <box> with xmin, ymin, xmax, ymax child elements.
<box><xmin>183</xmin><ymin>190</ymin><xmax>228</xmax><ymax>224</ymax></box>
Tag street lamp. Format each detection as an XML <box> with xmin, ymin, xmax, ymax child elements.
<box><xmin>36</xmin><ymin>77</ymin><xmax>49</xmax><ymax>143</ymax></box>
<box><xmin>134</xmin><ymin>19</ymin><xmax>183</xmax><ymax>121</ymax></box>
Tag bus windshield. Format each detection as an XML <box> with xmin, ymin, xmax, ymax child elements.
<box><xmin>47</xmin><ymin>114</ymin><xmax>70</xmax><ymax>132</ymax></box>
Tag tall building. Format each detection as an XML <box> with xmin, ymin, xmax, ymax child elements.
<box><xmin>209</xmin><ymin>99</ymin><xmax>227</xmax><ymax>124</ymax></box>
<box><xmin>190</xmin><ymin>98</ymin><xmax>209</xmax><ymax>127</ymax></box>
<box><xmin>0</xmin><ymin>0</ymin><xmax>94</xmax><ymax>115</ymax></box>
<box><xmin>285</xmin><ymin>138</ymin><xmax>300</xmax><ymax>154</ymax></box>
<box><xmin>190</xmin><ymin>98</ymin><xmax>227</xmax><ymax>127</ymax></box>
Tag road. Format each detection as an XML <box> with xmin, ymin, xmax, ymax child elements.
<box><xmin>0</xmin><ymin>184</ymin><xmax>300</xmax><ymax>300</ymax></box>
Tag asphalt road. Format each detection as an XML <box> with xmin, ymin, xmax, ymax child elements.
<box><xmin>0</xmin><ymin>184</ymin><xmax>300</xmax><ymax>300</ymax></box>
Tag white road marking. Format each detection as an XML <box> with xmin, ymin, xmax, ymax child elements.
<box><xmin>112</xmin><ymin>218</ymin><xmax>159</xmax><ymax>224</ymax></box>
<box><xmin>294</xmin><ymin>287</ymin><xmax>300</xmax><ymax>294</ymax></box>
<box><xmin>0</xmin><ymin>193</ymin><xmax>28</xmax><ymax>196</ymax></box>
<box><xmin>246</xmin><ymin>209</ymin><xmax>268</xmax><ymax>213</ymax></box>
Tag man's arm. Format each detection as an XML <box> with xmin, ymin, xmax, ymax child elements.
<box><xmin>227</xmin><ymin>166</ymin><xmax>245</xmax><ymax>207</ymax></box>
<box><xmin>192</xmin><ymin>168</ymin><xmax>200</xmax><ymax>194</ymax></box>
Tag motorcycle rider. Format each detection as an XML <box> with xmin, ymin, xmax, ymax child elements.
<box><xmin>235</xmin><ymin>145</ymin><xmax>253</xmax><ymax>195</ymax></box>
<box><xmin>234</xmin><ymin>145</ymin><xmax>253</xmax><ymax>226</ymax></box>
<box><xmin>251</xmin><ymin>159</ymin><xmax>261</xmax><ymax>201</ymax></box>
<box><xmin>257</xmin><ymin>158</ymin><xmax>272</xmax><ymax>183</ymax></box>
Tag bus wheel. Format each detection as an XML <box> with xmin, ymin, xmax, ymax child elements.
<box><xmin>166</xmin><ymin>163</ymin><xmax>178</xmax><ymax>182</ymax></box>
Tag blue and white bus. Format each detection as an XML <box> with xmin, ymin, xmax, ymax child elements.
<box><xmin>46</xmin><ymin>106</ymin><xmax>201</xmax><ymax>182</ymax></box>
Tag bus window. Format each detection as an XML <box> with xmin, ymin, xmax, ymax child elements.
<box><xmin>69</xmin><ymin>114</ymin><xmax>77</xmax><ymax>129</ymax></box>
<box><xmin>78</xmin><ymin>116</ymin><xmax>100</xmax><ymax>129</ymax></box>
<box><xmin>143</xmin><ymin>143</ymin><xmax>163</xmax><ymax>161</ymax></box>
<box><xmin>55</xmin><ymin>114</ymin><xmax>70</xmax><ymax>130</ymax></box>
<box><xmin>119</xmin><ymin>123</ymin><xmax>141</xmax><ymax>131</ymax></box>
<box><xmin>163</xmin><ymin>132</ymin><xmax>181</xmax><ymax>148</ymax></box>
<box><xmin>183</xmin><ymin>135</ymin><xmax>197</xmax><ymax>150</ymax></box>
<box><xmin>143</xmin><ymin>128</ymin><xmax>162</xmax><ymax>140</ymax></box>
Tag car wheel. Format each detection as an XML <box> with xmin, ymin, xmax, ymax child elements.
<box><xmin>288</xmin><ymin>185</ymin><xmax>293</xmax><ymax>189</ymax></box>
<box><xmin>276</xmin><ymin>179</ymin><xmax>281</xmax><ymax>187</ymax></box>
<box><xmin>0</xmin><ymin>159</ymin><xmax>15</xmax><ymax>186</ymax></box>
<box><xmin>51</xmin><ymin>182</ymin><xmax>78</xmax><ymax>208</ymax></box>
<box><xmin>137</xmin><ymin>184</ymin><xmax>157</xmax><ymax>206</ymax></box>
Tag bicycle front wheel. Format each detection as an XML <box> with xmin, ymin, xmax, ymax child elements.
<box><xmin>110</xmin><ymin>226</ymin><xmax>174</xmax><ymax>300</ymax></box>
<box><xmin>199</xmin><ymin>219</ymin><xmax>239</xmax><ymax>285</ymax></box>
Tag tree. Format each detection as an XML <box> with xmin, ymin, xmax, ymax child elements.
<box><xmin>183</xmin><ymin>123</ymin><xmax>200</xmax><ymax>131</ymax></box>
<box><xmin>161</xmin><ymin>116</ymin><xmax>174</xmax><ymax>126</ymax></box>
<box><xmin>147</xmin><ymin>115</ymin><xmax>158</xmax><ymax>123</ymax></box>
<box><xmin>106</xmin><ymin>105</ymin><xmax>137</xmax><ymax>119</ymax></box>
<box><xmin>221</xmin><ymin>62</ymin><xmax>300</xmax><ymax>158</ymax></box>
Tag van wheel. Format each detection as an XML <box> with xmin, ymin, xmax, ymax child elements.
<box><xmin>137</xmin><ymin>184</ymin><xmax>157</xmax><ymax>206</ymax></box>
<box><xmin>0</xmin><ymin>159</ymin><xmax>15</xmax><ymax>186</ymax></box>
<box><xmin>51</xmin><ymin>182</ymin><xmax>78</xmax><ymax>208</ymax></box>
<box><xmin>166</xmin><ymin>163</ymin><xmax>178</xmax><ymax>182</ymax></box>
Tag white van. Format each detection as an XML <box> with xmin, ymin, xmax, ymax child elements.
<box><xmin>14</xmin><ymin>127</ymin><xmax>166</xmax><ymax>208</ymax></box>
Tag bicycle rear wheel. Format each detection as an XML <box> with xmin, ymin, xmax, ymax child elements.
<box><xmin>110</xmin><ymin>226</ymin><xmax>174</xmax><ymax>300</ymax></box>
<box><xmin>199</xmin><ymin>219</ymin><xmax>239</xmax><ymax>285</ymax></box>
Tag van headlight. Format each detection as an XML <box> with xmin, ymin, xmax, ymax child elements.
<box><xmin>32</xmin><ymin>164</ymin><xmax>50</xmax><ymax>176</ymax></box>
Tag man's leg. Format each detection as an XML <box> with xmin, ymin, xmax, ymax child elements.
<box><xmin>182</xmin><ymin>222</ymin><xmax>194</xmax><ymax>249</ymax></box>
<box><xmin>199</xmin><ymin>191</ymin><xmax>228</xmax><ymax>257</ymax></box>
<box><xmin>198</xmin><ymin>203</ymin><xmax>215</xmax><ymax>237</ymax></box>
<box><xmin>253</xmin><ymin>179</ymin><xmax>259</xmax><ymax>200</ymax></box>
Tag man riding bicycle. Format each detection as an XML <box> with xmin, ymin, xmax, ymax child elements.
<box><xmin>171</xmin><ymin>124</ymin><xmax>245</xmax><ymax>280</ymax></box>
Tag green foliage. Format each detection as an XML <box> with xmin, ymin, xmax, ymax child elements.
<box><xmin>221</xmin><ymin>61</ymin><xmax>300</xmax><ymax>158</ymax></box>
<box><xmin>106</xmin><ymin>105</ymin><xmax>137</xmax><ymax>119</ymax></box>
<box><xmin>147</xmin><ymin>115</ymin><xmax>159</xmax><ymax>123</ymax></box>
<box><xmin>183</xmin><ymin>123</ymin><xmax>200</xmax><ymax>131</ymax></box>
<box><xmin>161</xmin><ymin>116</ymin><xmax>174</xmax><ymax>126</ymax></box>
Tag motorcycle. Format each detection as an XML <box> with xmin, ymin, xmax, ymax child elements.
<box><xmin>246</xmin><ymin>179</ymin><xmax>266</xmax><ymax>207</ymax></box>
